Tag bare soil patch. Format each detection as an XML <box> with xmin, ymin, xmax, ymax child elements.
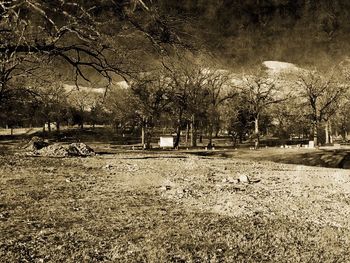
<box><xmin>0</xmin><ymin>150</ymin><xmax>350</xmax><ymax>262</ymax></box>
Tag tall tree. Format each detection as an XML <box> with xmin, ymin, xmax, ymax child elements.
<box><xmin>296</xmin><ymin>68</ymin><xmax>345</xmax><ymax>145</ymax></box>
<box><xmin>204</xmin><ymin>69</ymin><xmax>237</xmax><ymax>146</ymax></box>
<box><xmin>164</xmin><ymin>58</ymin><xmax>210</xmax><ymax>147</ymax></box>
<box><xmin>35</xmin><ymin>84</ymin><xmax>68</xmax><ymax>133</ymax></box>
<box><xmin>68</xmin><ymin>87</ymin><xmax>104</xmax><ymax>129</ymax></box>
<box><xmin>130</xmin><ymin>73</ymin><xmax>172</xmax><ymax>149</ymax></box>
<box><xmin>241</xmin><ymin>68</ymin><xmax>287</xmax><ymax>148</ymax></box>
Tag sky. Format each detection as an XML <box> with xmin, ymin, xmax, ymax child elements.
<box><xmin>158</xmin><ymin>0</ymin><xmax>350</xmax><ymax>69</ymax></box>
<box><xmin>14</xmin><ymin>0</ymin><xmax>350</xmax><ymax>86</ymax></box>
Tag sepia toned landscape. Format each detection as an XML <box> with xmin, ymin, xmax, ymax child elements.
<box><xmin>1</xmin><ymin>129</ymin><xmax>350</xmax><ymax>262</ymax></box>
<box><xmin>1</xmin><ymin>1</ymin><xmax>350</xmax><ymax>262</ymax></box>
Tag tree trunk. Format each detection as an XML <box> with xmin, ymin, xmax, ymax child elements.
<box><xmin>141</xmin><ymin>118</ymin><xmax>146</xmax><ymax>149</ymax></box>
<box><xmin>254</xmin><ymin>116</ymin><xmax>259</xmax><ymax>149</ymax></box>
<box><xmin>325</xmin><ymin>120</ymin><xmax>329</xmax><ymax>144</ymax></box>
<box><xmin>56</xmin><ymin>122</ymin><xmax>60</xmax><ymax>133</ymax></box>
<box><xmin>190</xmin><ymin>114</ymin><xmax>197</xmax><ymax>147</ymax></box>
<box><xmin>215</xmin><ymin>130</ymin><xmax>219</xmax><ymax>138</ymax></box>
<box><xmin>141</xmin><ymin>117</ymin><xmax>152</xmax><ymax>149</ymax></box>
<box><xmin>215</xmin><ymin>120</ymin><xmax>220</xmax><ymax>138</ymax></box>
<box><xmin>330</xmin><ymin>133</ymin><xmax>333</xmax><ymax>144</ymax></box>
<box><xmin>145</xmin><ymin>127</ymin><xmax>152</xmax><ymax>149</ymax></box>
<box><xmin>313</xmin><ymin>120</ymin><xmax>318</xmax><ymax>146</ymax></box>
<box><xmin>10</xmin><ymin>127</ymin><xmax>13</xmax><ymax>136</ymax></box>
<box><xmin>232</xmin><ymin>135</ymin><xmax>237</xmax><ymax>147</ymax></box>
<box><xmin>185</xmin><ymin>122</ymin><xmax>190</xmax><ymax>146</ymax></box>
<box><xmin>174</xmin><ymin>112</ymin><xmax>183</xmax><ymax>148</ymax></box>
<box><xmin>208</xmin><ymin>124</ymin><xmax>213</xmax><ymax>146</ymax></box>
<box><xmin>329</xmin><ymin>121</ymin><xmax>333</xmax><ymax>144</ymax></box>
<box><xmin>174</xmin><ymin>121</ymin><xmax>181</xmax><ymax>149</ymax></box>
<box><xmin>48</xmin><ymin>119</ymin><xmax>51</xmax><ymax>133</ymax></box>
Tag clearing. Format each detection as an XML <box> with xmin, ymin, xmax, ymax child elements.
<box><xmin>0</xmin><ymin>141</ymin><xmax>350</xmax><ymax>262</ymax></box>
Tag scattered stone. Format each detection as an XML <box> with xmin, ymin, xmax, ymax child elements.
<box><xmin>125</xmin><ymin>163</ymin><xmax>139</xmax><ymax>172</ymax></box>
<box><xmin>222</xmin><ymin>177</ymin><xmax>239</xmax><ymax>184</ymax></box>
<box><xmin>43</xmin><ymin>167</ymin><xmax>57</xmax><ymax>173</ymax></box>
<box><xmin>238</xmin><ymin>174</ymin><xmax>250</xmax><ymax>183</ymax></box>
<box><xmin>0</xmin><ymin>211</ymin><xmax>9</xmax><ymax>220</ymax></box>
<box><xmin>104</xmin><ymin>164</ymin><xmax>112</xmax><ymax>169</ymax></box>
<box><xmin>160</xmin><ymin>185</ymin><xmax>172</xmax><ymax>191</ymax></box>
<box><xmin>228</xmin><ymin>178</ymin><xmax>239</xmax><ymax>184</ymax></box>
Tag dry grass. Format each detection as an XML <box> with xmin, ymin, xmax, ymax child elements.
<box><xmin>1</xmin><ymin>151</ymin><xmax>350</xmax><ymax>262</ymax></box>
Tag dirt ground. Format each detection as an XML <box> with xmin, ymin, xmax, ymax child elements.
<box><xmin>1</xmin><ymin>146</ymin><xmax>350</xmax><ymax>262</ymax></box>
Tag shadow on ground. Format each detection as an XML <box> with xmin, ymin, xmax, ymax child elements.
<box><xmin>187</xmin><ymin>149</ymin><xmax>350</xmax><ymax>169</ymax></box>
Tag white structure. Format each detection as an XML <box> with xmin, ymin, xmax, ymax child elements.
<box><xmin>159</xmin><ymin>136</ymin><xmax>174</xmax><ymax>148</ymax></box>
<box><xmin>308</xmin><ymin>141</ymin><xmax>315</xmax><ymax>148</ymax></box>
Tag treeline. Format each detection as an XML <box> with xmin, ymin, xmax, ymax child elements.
<box><xmin>105</xmin><ymin>59</ymin><xmax>350</xmax><ymax>148</ymax></box>
<box><xmin>0</xmin><ymin>85</ymin><xmax>109</xmax><ymax>133</ymax></box>
<box><xmin>4</xmin><ymin>57</ymin><xmax>349</xmax><ymax>149</ymax></box>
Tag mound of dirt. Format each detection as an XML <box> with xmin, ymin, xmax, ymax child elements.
<box><xmin>36</xmin><ymin>142</ymin><xmax>95</xmax><ymax>157</ymax></box>
<box><xmin>23</xmin><ymin>136</ymin><xmax>49</xmax><ymax>151</ymax></box>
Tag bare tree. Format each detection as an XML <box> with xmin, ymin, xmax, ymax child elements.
<box><xmin>35</xmin><ymin>84</ymin><xmax>68</xmax><ymax>133</ymax></box>
<box><xmin>296</xmin><ymin>68</ymin><xmax>345</xmax><ymax>146</ymax></box>
<box><xmin>270</xmin><ymin>97</ymin><xmax>311</xmax><ymax>140</ymax></box>
<box><xmin>68</xmin><ymin>87</ymin><xmax>104</xmax><ymax>129</ymax></box>
<box><xmin>241</xmin><ymin>69</ymin><xmax>287</xmax><ymax>148</ymax></box>
<box><xmin>105</xmin><ymin>83</ymin><xmax>139</xmax><ymax>133</ymax></box>
<box><xmin>130</xmin><ymin>73</ymin><xmax>172</xmax><ymax>149</ymax></box>
<box><xmin>164</xmin><ymin>59</ymin><xmax>210</xmax><ymax>148</ymax></box>
<box><xmin>204</xmin><ymin>69</ymin><xmax>237</xmax><ymax>146</ymax></box>
<box><xmin>0</xmin><ymin>0</ymin><xmax>182</xmax><ymax>100</ymax></box>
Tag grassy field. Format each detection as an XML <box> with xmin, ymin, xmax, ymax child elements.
<box><xmin>1</xmin><ymin>141</ymin><xmax>350</xmax><ymax>262</ymax></box>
